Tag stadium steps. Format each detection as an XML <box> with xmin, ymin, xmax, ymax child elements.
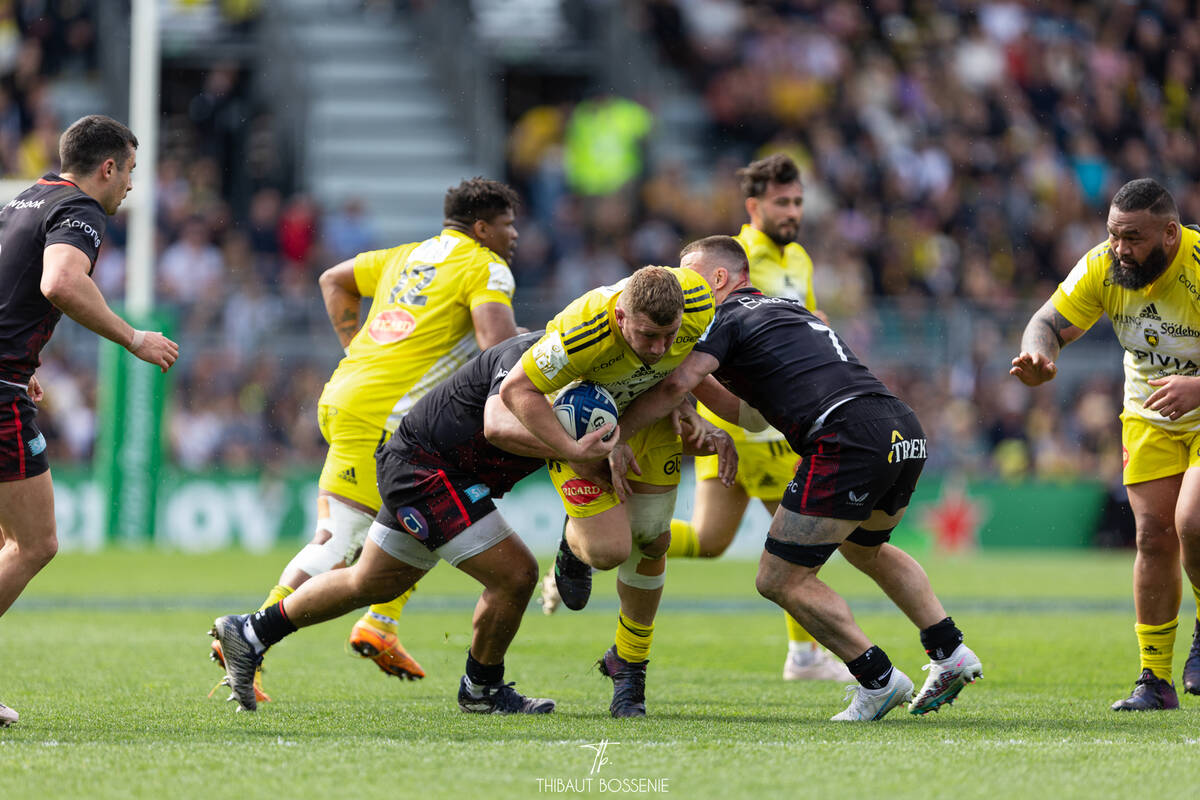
<box><xmin>274</xmin><ymin>2</ymin><xmax>476</xmax><ymax>246</ymax></box>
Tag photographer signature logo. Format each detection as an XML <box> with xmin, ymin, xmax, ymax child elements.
<box><xmin>580</xmin><ymin>739</ymin><xmax>618</xmax><ymax>774</ymax></box>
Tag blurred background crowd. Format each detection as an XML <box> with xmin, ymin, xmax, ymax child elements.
<box><xmin>13</xmin><ymin>0</ymin><xmax>1193</xmax><ymax>535</ymax></box>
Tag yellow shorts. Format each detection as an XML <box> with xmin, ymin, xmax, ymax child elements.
<box><xmin>1121</xmin><ymin>411</ymin><xmax>1200</xmax><ymax>485</ymax></box>
<box><xmin>547</xmin><ymin>416</ymin><xmax>681</xmax><ymax>518</ymax></box>
<box><xmin>317</xmin><ymin>404</ymin><xmax>391</xmax><ymax>509</ymax></box>
<box><xmin>695</xmin><ymin>437</ymin><xmax>799</xmax><ymax>501</ymax></box>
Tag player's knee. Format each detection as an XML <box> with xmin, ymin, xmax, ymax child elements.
<box><xmin>695</xmin><ymin>537</ymin><xmax>731</xmax><ymax>558</ymax></box>
<box><xmin>26</xmin><ymin>532</ymin><xmax>58</xmax><ymax>568</ymax></box>
<box><xmin>1134</xmin><ymin>519</ymin><xmax>1177</xmax><ymax>555</ymax></box>
<box><xmin>639</xmin><ymin>530</ymin><xmax>671</xmax><ymax>560</ymax></box>
<box><xmin>586</xmin><ymin>544</ymin><xmax>630</xmax><ymax>571</ymax></box>
<box><xmin>498</xmin><ymin>551</ymin><xmax>540</xmax><ymax>600</ymax></box>
<box><xmin>286</xmin><ymin>497</ymin><xmax>375</xmax><ymax>578</ymax></box>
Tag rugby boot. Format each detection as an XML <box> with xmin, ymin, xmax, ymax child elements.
<box><xmin>0</xmin><ymin>702</ymin><xmax>17</xmax><ymax>727</ymax></box>
<box><xmin>348</xmin><ymin>619</ymin><xmax>426</xmax><ymax>680</ymax></box>
<box><xmin>209</xmin><ymin>614</ymin><xmax>263</xmax><ymax>711</ymax></box>
<box><xmin>457</xmin><ymin>676</ymin><xmax>555</xmax><ymax>714</ymax></box>
<box><xmin>1111</xmin><ymin>669</ymin><xmax>1179</xmax><ymax>711</ymax></box>
<box><xmin>554</xmin><ymin>535</ymin><xmax>592</xmax><ymax>611</ymax></box>
<box><xmin>597</xmin><ymin>645</ymin><xmax>647</xmax><ymax>718</ymax></box>
<box><xmin>910</xmin><ymin>644</ymin><xmax>983</xmax><ymax>714</ymax></box>
<box><xmin>210</xmin><ymin>639</ymin><xmax>271</xmax><ymax>703</ymax></box>
<box><xmin>1183</xmin><ymin>619</ymin><xmax>1200</xmax><ymax>695</ymax></box>
<box><xmin>832</xmin><ymin>668</ymin><xmax>913</xmax><ymax>721</ymax></box>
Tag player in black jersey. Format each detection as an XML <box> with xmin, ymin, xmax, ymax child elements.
<box><xmin>0</xmin><ymin>116</ymin><xmax>178</xmax><ymax>727</ymax></box>
<box><xmin>211</xmin><ymin>332</ymin><xmax>618</xmax><ymax>714</ymax></box>
<box><xmin>615</xmin><ymin>236</ymin><xmax>984</xmax><ymax>722</ymax></box>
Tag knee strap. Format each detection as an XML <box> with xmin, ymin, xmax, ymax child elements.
<box><xmin>627</xmin><ymin>489</ymin><xmax>677</xmax><ymax>548</ymax></box>
<box><xmin>617</xmin><ymin>550</ymin><xmax>666</xmax><ymax>590</ymax></box>
<box><xmin>764</xmin><ymin>537</ymin><xmax>838</xmax><ymax>568</ymax></box>
<box><xmin>285</xmin><ymin>496</ymin><xmax>375</xmax><ymax>577</ymax></box>
<box><xmin>845</xmin><ymin>526</ymin><xmax>894</xmax><ymax>547</ymax></box>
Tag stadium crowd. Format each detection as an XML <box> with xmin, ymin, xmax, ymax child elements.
<box><xmin>18</xmin><ymin>1</ymin><xmax>1186</xmax><ymax>507</ymax></box>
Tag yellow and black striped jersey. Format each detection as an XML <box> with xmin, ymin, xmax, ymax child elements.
<box><xmin>1053</xmin><ymin>224</ymin><xmax>1200</xmax><ymax>433</ymax></box>
<box><xmin>319</xmin><ymin>229</ymin><xmax>515</xmax><ymax>431</ymax></box>
<box><xmin>521</xmin><ymin>267</ymin><xmax>714</xmax><ymax>410</ymax></box>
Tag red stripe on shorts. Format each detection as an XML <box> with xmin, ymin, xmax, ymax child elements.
<box><xmin>437</xmin><ymin>469</ymin><xmax>471</xmax><ymax>527</ymax></box>
<box><xmin>800</xmin><ymin>436</ymin><xmax>824</xmax><ymax>508</ymax></box>
<box><xmin>11</xmin><ymin>398</ymin><xmax>24</xmax><ymax>479</ymax></box>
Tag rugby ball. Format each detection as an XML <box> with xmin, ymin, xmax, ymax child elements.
<box><xmin>553</xmin><ymin>382</ymin><xmax>618</xmax><ymax>441</ymax></box>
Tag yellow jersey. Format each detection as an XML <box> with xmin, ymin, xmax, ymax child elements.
<box><xmin>319</xmin><ymin>229</ymin><xmax>515</xmax><ymax>431</ymax></box>
<box><xmin>521</xmin><ymin>267</ymin><xmax>714</xmax><ymax>409</ymax></box>
<box><xmin>1053</xmin><ymin>225</ymin><xmax>1200</xmax><ymax>434</ymax></box>
<box><xmin>698</xmin><ymin>224</ymin><xmax>818</xmax><ymax>442</ymax></box>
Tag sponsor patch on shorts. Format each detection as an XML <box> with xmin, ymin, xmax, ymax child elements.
<box><xmin>27</xmin><ymin>432</ymin><xmax>45</xmax><ymax>456</ymax></box>
<box><xmin>561</xmin><ymin>477</ymin><xmax>603</xmax><ymax>506</ymax></box>
<box><xmin>464</xmin><ymin>483</ymin><xmax>490</xmax><ymax>503</ymax></box>
<box><xmin>395</xmin><ymin>506</ymin><xmax>429</xmax><ymax>541</ymax></box>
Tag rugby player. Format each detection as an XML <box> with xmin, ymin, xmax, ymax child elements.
<box><xmin>211</xmin><ymin>179</ymin><xmax>522</xmax><ymax>702</ymax></box>
<box><xmin>0</xmin><ymin>115</ymin><xmax>178</xmax><ymax>726</ymax></box>
<box><xmin>669</xmin><ymin>153</ymin><xmax>849</xmax><ymax>682</ymax></box>
<box><xmin>614</xmin><ymin>236</ymin><xmax>982</xmax><ymax>721</ymax></box>
<box><xmin>1012</xmin><ymin>178</ymin><xmax>1200</xmax><ymax>710</ymax></box>
<box><xmin>212</xmin><ymin>331</ymin><xmax>618</xmax><ymax>713</ymax></box>
<box><xmin>499</xmin><ymin>265</ymin><xmax>735</xmax><ymax>717</ymax></box>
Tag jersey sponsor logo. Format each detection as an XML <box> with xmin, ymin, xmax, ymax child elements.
<box><xmin>367</xmin><ymin>308</ymin><xmax>417</xmax><ymax>344</ymax></box>
<box><xmin>1179</xmin><ymin>273</ymin><xmax>1200</xmax><ymax>302</ymax></box>
<box><xmin>1161</xmin><ymin>322</ymin><xmax>1200</xmax><ymax>337</ymax></box>
<box><xmin>561</xmin><ymin>477</ymin><xmax>604</xmax><ymax>505</ymax></box>
<box><xmin>27</xmin><ymin>432</ymin><xmax>46</xmax><ymax>456</ymax></box>
<box><xmin>1124</xmin><ymin>348</ymin><xmax>1200</xmax><ymax>372</ymax></box>
<box><xmin>6</xmin><ymin>198</ymin><xmax>45</xmax><ymax>210</ymax></box>
<box><xmin>1140</xmin><ymin>303</ymin><xmax>1161</xmax><ymax>321</ymax></box>
<box><xmin>486</xmin><ymin>261</ymin><xmax>515</xmax><ymax>295</ymax></box>
<box><xmin>58</xmin><ymin>217</ymin><xmax>102</xmax><ymax>248</ymax></box>
<box><xmin>1123</xmin><ymin>445</ymin><xmax>1130</xmax><ymax>468</ymax></box>
<box><xmin>531</xmin><ymin>331</ymin><xmax>569</xmax><ymax>381</ymax></box>
<box><xmin>1112</xmin><ymin>313</ymin><xmax>1139</xmax><ymax>326</ymax></box>
<box><xmin>596</xmin><ymin>353</ymin><xmax>623</xmax><ymax>370</ymax></box>
<box><xmin>395</xmin><ymin>506</ymin><xmax>429</xmax><ymax>540</ymax></box>
<box><xmin>1145</xmin><ymin>328</ymin><xmax>1159</xmax><ymax>347</ymax></box>
<box><xmin>887</xmin><ymin>430</ymin><xmax>927</xmax><ymax>463</ymax></box>
<box><xmin>494</xmin><ymin>368</ymin><xmax>509</xmax><ymax>380</ymax></box>
<box><xmin>674</xmin><ymin>333</ymin><xmax>699</xmax><ymax>344</ymax></box>
<box><xmin>662</xmin><ymin>455</ymin><xmax>681</xmax><ymax>475</ymax></box>
<box><xmin>464</xmin><ymin>483</ymin><xmax>491</xmax><ymax>503</ymax></box>
<box><xmin>337</xmin><ymin>466</ymin><xmax>357</xmax><ymax>484</ymax></box>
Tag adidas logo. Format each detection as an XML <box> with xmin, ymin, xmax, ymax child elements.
<box><xmin>1140</xmin><ymin>303</ymin><xmax>1161</xmax><ymax>321</ymax></box>
<box><xmin>337</xmin><ymin>467</ymin><xmax>357</xmax><ymax>484</ymax></box>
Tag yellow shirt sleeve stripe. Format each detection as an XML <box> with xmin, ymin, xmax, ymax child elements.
<box><xmin>565</xmin><ymin>327</ymin><xmax>612</xmax><ymax>354</ymax></box>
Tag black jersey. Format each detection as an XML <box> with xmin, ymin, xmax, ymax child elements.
<box><xmin>388</xmin><ymin>331</ymin><xmax>545</xmax><ymax>495</ymax></box>
<box><xmin>693</xmin><ymin>287</ymin><xmax>892</xmax><ymax>451</ymax></box>
<box><xmin>0</xmin><ymin>174</ymin><xmax>107</xmax><ymax>384</ymax></box>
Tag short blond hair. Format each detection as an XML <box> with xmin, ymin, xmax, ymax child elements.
<box><xmin>619</xmin><ymin>266</ymin><xmax>684</xmax><ymax>325</ymax></box>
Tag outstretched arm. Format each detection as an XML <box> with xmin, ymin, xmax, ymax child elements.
<box><xmin>1010</xmin><ymin>298</ymin><xmax>1085</xmax><ymax>387</ymax></box>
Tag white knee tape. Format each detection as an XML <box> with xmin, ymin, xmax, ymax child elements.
<box><xmin>617</xmin><ymin>550</ymin><xmax>666</xmax><ymax>590</ymax></box>
<box><xmin>627</xmin><ymin>489</ymin><xmax>677</xmax><ymax>548</ymax></box>
<box><xmin>285</xmin><ymin>497</ymin><xmax>375</xmax><ymax>577</ymax></box>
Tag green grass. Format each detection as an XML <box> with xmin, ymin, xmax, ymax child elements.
<box><xmin>3</xmin><ymin>548</ymin><xmax>1200</xmax><ymax>799</ymax></box>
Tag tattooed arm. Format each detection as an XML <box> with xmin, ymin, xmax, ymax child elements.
<box><xmin>318</xmin><ymin>258</ymin><xmax>363</xmax><ymax>350</ymax></box>
<box><xmin>1010</xmin><ymin>298</ymin><xmax>1086</xmax><ymax>386</ymax></box>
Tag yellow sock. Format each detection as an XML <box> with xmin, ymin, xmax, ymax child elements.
<box><xmin>362</xmin><ymin>585</ymin><xmax>417</xmax><ymax>634</ymax></box>
<box><xmin>1136</xmin><ymin>618</ymin><xmax>1178</xmax><ymax>681</ymax></box>
<box><xmin>785</xmin><ymin>612</ymin><xmax>815</xmax><ymax>644</ymax></box>
<box><xmin>1192</xmin><ymin>584</ymin><xmax>1200</xmax><ymax>623</ymax></box>
<box><xmin>614</xmin><ymin>612</ymin><xmax>654</xmax><ymax>663</ymax></box>
<box><xmin>257</xmin><ymin>584</ymin><xmax>294</xmax><ymax>612</ymax></box>
<box><xmin>667</xmin><ymin>519</ymin><xmax>700</xmax><ymax>558</ymax></box>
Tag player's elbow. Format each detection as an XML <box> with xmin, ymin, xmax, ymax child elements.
<box><xmin>40</xmin><ymin>270</ymin><xmax>74</xmax><ymax>305</ymax></box>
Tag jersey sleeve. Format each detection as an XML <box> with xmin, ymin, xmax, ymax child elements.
<box><xmin>692</xmin><ymin>307</ymin><xmax>735</xmax><ymax>366</ymax></box>
<box><xmin>44</xmin><ymin>197</ymin><xmax>106</xmax><ymax>264</ymax></box>
<box><xmin>352</xmin><ymin>247</ymin><xmax>396</xmax><ymax>297</ymax></box>
<box><xmin>465</xmin><ymin>256</ymin><xmax>516</xmax><ymax>310</ymax></box>
<box><xmin>1050</xmin><ymin>250</ymin><xmax>1105</xmax><ymax>331</ymax></box>
<box><xmin>520</xmin><ymin>328</ymin><xmax>584</xmax><ymax>393</ymax></box>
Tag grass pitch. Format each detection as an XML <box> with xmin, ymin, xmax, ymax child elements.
<box><xmin>2</xmin><ymin>548</ymin><xmax>1199</xmax><ymax>800</ymax></box>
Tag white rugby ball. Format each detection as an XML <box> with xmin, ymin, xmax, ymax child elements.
<box><xmin>553</xmin><ymin>382</ymin><xmax>618</xmax><ymax>441</ymax></box>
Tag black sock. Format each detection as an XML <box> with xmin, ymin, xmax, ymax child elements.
<box><xmin>248</xmin><ymin>601</ymin><xmax>297</xmax><ymax>649</ymax></box>
<box><xmin>465</xmin><ymin>650</ymin><xmax>504</xmax><ymax>687</ymax></box>
<box><xmin>846</xmin><ymin>646</ymin><xmax>893</xmax><ymax>690</ymax></box>
<box><xmin>920</xmin><ymin>617</ymin><xmax>963</xmax><ymax>661</ymax></box>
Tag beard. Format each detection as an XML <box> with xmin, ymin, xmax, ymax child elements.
<box><xmin>1108</xmin><ymin>244</ymin><xmax>1170</xmax><ymax>289</ymax></box>
<box><xmin>762</xmin><ymin>219</ymin><xmax>799</xmax><ymax>247</ymax></box>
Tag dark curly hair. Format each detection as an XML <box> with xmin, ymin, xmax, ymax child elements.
<box><xmin>444</xmin><ymin>178</ymin><xmax>520</xmax><ymax>226</ymax></box>
<box><xmin>737</xmin><ymin>153</ymin><xmax>801</xmax><ymax>199</ymax></box>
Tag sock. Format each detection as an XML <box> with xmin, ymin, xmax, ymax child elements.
<box><xmin>614</xmin><ymin>611</ymin><xmax>654</xmax><ymax>663</ymax></box>
<box><xmin>362</xmin><ymin>585</ymin><xmax>416</xmax><ymax>633</ymax></box>
<box><xmin>785</xmin><ymin>613</ymin><xmax>816</xmax><ymax>645</ymax></box>
<box><xmin>846</xmin><ymin>645</ymin><xmax>893</xmax><ymax>690</ymax></box>
<box><xmin>247</xmin><ymin>601</ymin><xmax>297</xmax><ymax>652</ymax></box>
<box><xmin>464</xmin><ymin>650</ymin><xmax>504</xmax><ymax>693</ymax></box>
<box><xmin>920</xmin><ymin>617</ymin><xmax>964</xmax><ymax>661</ymax></box>
<box><xmin>257</xmin><ymin>584</ymin><xmax>294</xmax><ymax>612</ymax></box>
<box><xmin>1192</xmin><ymin>583</ymin><xmax>1200</xmax><ymax>623</ymax></box>
<box><xmin>1136</xmin><ymin>618</ymin><xmax>1178</xmax><ymax>681</ymax></box>
<box><xmin>666</xmin><ymin>519</ymin><xmax>700</xmax><ymax>558</ymax></box>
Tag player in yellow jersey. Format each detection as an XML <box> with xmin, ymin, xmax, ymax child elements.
<box><xmin>667</xmin><ymin>154</ymin><xmax>850</xmax><ymax>682</ymax></box>
<box><xmin>210</xmin><ymin>178</ymin><xmax>522</xmax><ymax>702</ymax></box>
<box><xmin>499</xmin><ymin>265</ymin><xmax>735</xmax><ymax>717</ymax></box>
<box><xmin>1012</xmin><ymin>178</ymin><xmax>1200</xmax><ymax>711</ymax></box>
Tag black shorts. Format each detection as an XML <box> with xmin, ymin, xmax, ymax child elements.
<box><xmin>0</xmin><ymin>386</ymin><xmax>49</xmax><ymax>482</ymax></box>
<box><xmin>374</xmin><ymin>443</ymin><xmax>497</xmax><ymax>550</ymax></box>
<box><xmin>781</xmin><ymin>395</ymin><xmax>925</xmax><ymax>521</ymax></box>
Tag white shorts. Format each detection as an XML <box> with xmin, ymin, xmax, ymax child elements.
<box><xmin>368</xmin><ymin>509</ymin><xmax>515</xmax><ymax>570</ymax></box>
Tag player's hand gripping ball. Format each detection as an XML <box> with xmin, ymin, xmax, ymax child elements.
<box><xmin>553</xmin><ymin>382</ymin><xmax>618</xmax><ymax>441</ymax></box>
